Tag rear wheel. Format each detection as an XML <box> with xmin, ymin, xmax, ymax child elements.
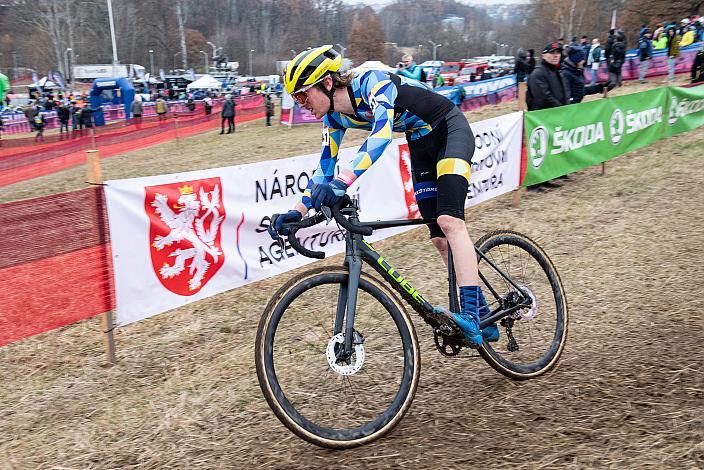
<box><xmin>255</xmin><ymin>267</ymin><xmax>420</xmax><ymax>449</ymax></box>
<box><xmin>475</xmin><ymin>230</ymin><xmax>568</xmax><ymax>380</ymax></box>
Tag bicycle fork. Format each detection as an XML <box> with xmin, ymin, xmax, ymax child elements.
<box><xmin>333</xmin><ymin>233</ymin><xmax>363</xmax><ymax>360</ymax></box>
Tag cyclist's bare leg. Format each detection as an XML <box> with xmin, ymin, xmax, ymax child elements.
<box><xmin>435</xmin><ymin>215</ymin><xmax>479</xmax><ymax>286</ymax></box>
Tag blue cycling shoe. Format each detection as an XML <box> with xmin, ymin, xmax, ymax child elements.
<box><xmin>479</xmin><ymin>290</ymin><xmax>499</xmax><ymax>343</ymax></box>
<box><xmin>455</xmin><ymin>285</ymin><xmax>485</xmax><ymax>348</ymax></box>
<box><xmin>452</xmin><ymin>310</ymin><xmax>483</xmax><ymax>348</ymax></box>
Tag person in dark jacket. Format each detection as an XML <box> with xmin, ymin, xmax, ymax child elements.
<box><xmin>638</xmin><ymin>29</ymin><xmax>654</xmax><ymax>83</ymax></box>
<box><xmin>561</xmin><ymin>48</ymin><xmax>612</xmax><ymax>104</ymax></box>
<box><xmin>609</xmin><ymin>31</ymin><xmax>627</xmax><ymax>87</ymax></box>
<box><xmin>220</xmin><ymin>94</ymin><xmax>236</xmax><ymax>134</ymax></box>
<box><xmin>265</xmin><ymin>94</ymin><xmax>275</xmax><ymax>126</ymax></box>
<box><xmin>526</xmin><ymin>42</ymin><xmax>569</xmax><ymax>111</ymax></box>
<box><xmin>81</xmin><ymin>104</ymin><xmax>93</xmax><ymax>128</ymax></box>
<box><xmin>691</xmin><ymin>45</ymin><xmax>704</xmax><ymax>83</ymax></box>
<box><xmin>526</xmin><ymin>42</ymin><xmax>570</xmax><ymax>191</ymax></box>
<box><xmin>526</xmin><ymin>49</ymin><xmax>537</xmax><ymax>76</ymax></box>
<box><xmin>604</xmin><ymin>29</ymin><xmax>615</xmax><ymax>66</ymax></box>
<box><xmin>57</xmin><ymin>103</ymin><xmax>70</xmax><ymax>134</ymax></box>
<box><xmin>514</xmin><ymin>48</ymin><xmax>529</xmax><ymax>82</ymax></box>
<box><xmin>70</xmin><ymin>101</ymin><xmax>83</xmax><ymax>132</ymax></box>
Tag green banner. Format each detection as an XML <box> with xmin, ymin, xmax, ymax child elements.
<box><xmin>665</xmin><ymin>85</ymin><xmax>704</xmax><ymax>137</ymax></box>
<box><xmin>524</xmin><ymin>87</ymin><xmax>670</xmax><ymax>186</ymax></box>
<box><xmin>0</xmin><ymin>72</ymin><xmax>9</xmax><ymax>104</ymax></box>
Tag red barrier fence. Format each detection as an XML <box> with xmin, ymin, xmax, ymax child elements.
<box><xmin>0</xmin><ymin>187</ymin><xmax>114</xmax><ymax>347</ymax></box>
<box><xmin>0</xmin><ymin>95</ymin><xmax>265</xmax><ymax>187</ymax></box>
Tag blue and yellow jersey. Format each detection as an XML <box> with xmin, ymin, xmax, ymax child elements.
<box><xmin>302</xmin><ymin>69</ymin><xmax>455</xmax><ymax>208</ymax></box>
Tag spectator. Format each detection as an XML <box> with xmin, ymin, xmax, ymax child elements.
<box><xmin>562</xmin><ymin>47</ymin><xmax>612</xmax><ymax>104</ymax></box>
<box><xmin>604</xmin><ymin>29</ymin><xmax>616</xmax><ymax>66</ymax></box>
<box><xmin>81</xmin><ymin>104</ymin><xmax>93</xmax><ymax>129</ymax></box>
<box><xmin>666</xmin><ymin>27</ymin><xmax>681</xmax><ymax>81</ymax></box>
<box><xmin>514</xmin><ymin>48</ymin><xmax>529</xmax><ymax>82</ymax></box>
<box><xmin>265</xmin><ymin>94</ymin><xmax>275</xmax><ymax>126</ymax></box>
<box><xmin>653</xmin><ymin>23</ymin><xmax>665</xmax><ymax>41</ymax></box>
<box><xmin>691</xmin><ymin>42</ymin><xmax>704</xmax><ymax>83</ymax></box>
<box><xmin>586</xmin><ymin>38</ymin><xmax>602</xmax><ymax>86</ymax></box>
<box><xmin>396</xmin><ymin>54</ymin><xmax>424</xmax><ymax>82</ymax></box>
<box><xmin>526</xmin><ymin>42</ymin><xmax>569</xmax><ymax>191</ymax></box>
<box><xmin>33</xmin><ymin>111</ymin><xmax>45</xmax><ymax>141</ymax></box>
<box><xmin>609</xmin><ymin>31</ymin><xmax>626</xmax><ymax>87</ymax></box>
<box><xmin>57</xmin><ymin>103</ymin><xmax>70</xmax><ymax>134</ymax></box>
<box><xmin>204</xmin><ymin>95</ymin><xmax>213</xmax><ymax>115</ymax></box>
<box><xmin>220</xmin><ymin>94</ymin><xmax>235</xmax><ymax>134</ymax></box>
<box><xmin>70</xmin><ymin>100</ymin><xmax>83</xmax><ymax>132</ymax></box>
<box><xmin>23</xmin><ymin>103</ymin><xmax>36</xmax><ymax>131</ymax></box>
<box><xmin>527</xmin><ymin>42</ymin><xmax>569</xmax><ymax>111</ymax></box>
<box><xmin>131</xmin><ymin>96</ymin><xmax>143</xmax><ymax>120</ymax></box>
<box><xmin>155</xmin><ymin>95</ymin><xmax>168</xmax><ymax>120</ymax></box>
<box><xmin>638</xmin><ymin>29</ymin><xmax>654</xmax><ymax>83</ymax></box>
<box><xmin>580</xmin><ymin>35</ymin><xmax>590</xmax><ymax>58</ymax></box>
<box><xmin>185</xmin><ymin>97</ymin><xmax>196</xmax><ymax>112</ymax></box>
<box><xmin>527</xmin><ymin>49</ymin><xmax>536</xmax><ymax>77</ymax></box>
<box><xmin>433</xmin><ymin>72</ymin><xmax>445</xmax><ymax>88</ymax></box>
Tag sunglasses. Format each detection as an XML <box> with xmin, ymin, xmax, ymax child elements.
<box><xmin>292</xmin><ymin>76</ymin><xmax>327</xmax><ymax>105</ymax></box>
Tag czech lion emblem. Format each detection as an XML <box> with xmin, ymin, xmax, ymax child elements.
<box><xmin>145</xmin><ymin>177</ymin><xmax>225</xmax><ymax>295</ymax></box>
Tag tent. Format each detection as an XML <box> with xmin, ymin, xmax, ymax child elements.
<box><xmin>186</xmin><ymin>74</ymin><xmax>222</xmax><ymax>90</ymax></box>
<box><xmin>37</xmin><ymin>77</ymin><xmax>59</xmax><ymax>89</ymax></box>
<box><xmin>350</xmin><ymin>61</ymin><xmax>396</xmax><ymax>74</ymax></box>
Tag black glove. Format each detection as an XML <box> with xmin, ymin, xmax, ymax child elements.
<box><xmin>268</xmin><ymin>210</ymin><xmax>302</xmax><ymax>239</ymax></box>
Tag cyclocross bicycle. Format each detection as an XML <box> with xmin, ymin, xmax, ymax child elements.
<box><xmin>255</xmin><ymin>196</ymin><xmax>568</xmax><ymax>449</ymax></box>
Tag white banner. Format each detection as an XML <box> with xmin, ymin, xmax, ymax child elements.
<box><xmin>104</xmin><ymin>111</ymin><xmax>523</xmax><ymax>325</ymax></box>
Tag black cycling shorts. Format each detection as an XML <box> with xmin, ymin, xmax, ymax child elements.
<box><xmin>407</xmin><ymin>106</ymin><xmax>475</xmax><ymax>239</ymax></box>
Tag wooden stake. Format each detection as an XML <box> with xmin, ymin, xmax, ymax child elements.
<box><xmin>86</xmin><ymin>149</ymin><xmax>117</xmax><ymax>365</ymax></box>
<box><xmin>601</xmin><ymin>162</ymin><xmax>606</xmax><ymax>175</ymax></box>
<box><xmin>512</xmin><ymin>187</ymin><xmax>524</xmax><ymax>206</ymax></box>
<box><xmin>517</xmin><ymin>82</ymin><xmax>528</xmax><ymax>111</ymax></box>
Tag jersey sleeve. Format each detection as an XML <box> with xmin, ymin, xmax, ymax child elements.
<box><xmin>339</xmin><ymin>71</ymin><xmax>397</xmax><ymax>184</ymax></box>
<box><xmin>301</xmin><ymin>114</ymin><xmax>346</xmax><ymax>208</ymax></box>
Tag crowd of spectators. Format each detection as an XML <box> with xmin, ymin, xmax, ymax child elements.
<box><xmin>523</xmin><ymin>16</ymin><xmax>703</xmax><ymax>191</ymax></box>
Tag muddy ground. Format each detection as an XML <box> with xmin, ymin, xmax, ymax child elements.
<box><xmin>1</xmin><ymin>80</ymin><xmax>702</xmax><ymax>469</ymax></box>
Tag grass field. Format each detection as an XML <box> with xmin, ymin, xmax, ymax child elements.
<box><xmin>1</xmin><ymin>76</ymin><xmax>702</xmax><ymax>468</ymax></box>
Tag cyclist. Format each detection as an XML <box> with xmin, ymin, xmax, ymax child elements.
<box><xmin>268</xmin><ymin>45</ymin><xmax>498</xmax><ymax>346</ymax></box>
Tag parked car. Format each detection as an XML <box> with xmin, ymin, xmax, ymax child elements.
<box><xmin>453</xmin><ymin>61</ymin><xmax>490</xmax><ymax>85</ymax></box>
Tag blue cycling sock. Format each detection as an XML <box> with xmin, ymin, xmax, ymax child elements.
<box><xmin>478</xmin><ymin>289</ymin><xmax>490</xmax><ymax>319</ymax></box>
<box><xmin>459</xmin><ymin>285</ymin><xmax>481</xmax><ymax>321</ymax></box>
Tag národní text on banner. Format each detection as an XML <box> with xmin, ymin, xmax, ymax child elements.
<box><xmin>523</xmin><ymin>87</ymin><xmax>669</xmax><ymax>186</ymax></box>
<box><xmin>104</xmin><ymin>112</ymin><xmax>523</xmax><ymax>326</ymax></box>
<box><xmin>665</xmin><ymin>84</ymin><xmax>704</xmax><ymax>137</ymax></box>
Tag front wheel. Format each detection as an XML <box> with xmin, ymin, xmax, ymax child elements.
<box><xmin>255</xmin><ymin>267</ymin><xmax>420</xmax><ymax>449</ymax></box>
<box><xmin>475</xmin><ymin>230</ymin><xmax>568</xmax><ymax>380</ymax></box>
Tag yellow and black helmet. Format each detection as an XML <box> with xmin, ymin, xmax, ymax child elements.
<box><xmin>283</xmin><ymin>45</ymin><xmax>342</xmax><ymax>94</ymax></box>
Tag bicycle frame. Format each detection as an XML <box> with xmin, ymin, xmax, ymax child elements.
<box><xmin>333</xmin><ymin>218</ymin><xmax>533</xmax><ymax>357</ymax></box>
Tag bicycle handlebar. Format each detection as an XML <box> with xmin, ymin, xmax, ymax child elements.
<box><xmin>282</xmin><ymin>196</ymin><xmax>373</xmax><ymax>259</ymax></box>
<box><xmin>331</xmin><ymin>197</ymin><xmax>373</xmax><ymax>236</ymax></box>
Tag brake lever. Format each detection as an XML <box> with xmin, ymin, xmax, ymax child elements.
<box><xmin>276</xmin><ymin>234</ymin><xmax>286</xmax><ymax>252</ymax></box>
<box><xmin>321</xmin><ymin>206</ymin><xmax>333</xmax><ymax>225</ymax></box>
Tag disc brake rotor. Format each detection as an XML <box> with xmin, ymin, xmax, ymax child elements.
<box><xmin>326</xmin><ymin>333</ymin><xmax>365</xmax><ymax>376</ymax></box>
<box><xmin>510</xmin><ymin>284</ymin><xmax>539</xmax><ymax>320</ymax></box>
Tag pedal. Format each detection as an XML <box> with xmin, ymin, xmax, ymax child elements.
<box><xmin>428</xmin><ymin>306</ymin><xmax>462</xmax><ymax>336</ymax></box>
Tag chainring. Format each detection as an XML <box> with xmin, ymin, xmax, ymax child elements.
<box><xmin>433</xmin><ymin>330</ymin><xmax>464</xmax><ymax>357</ymax></box>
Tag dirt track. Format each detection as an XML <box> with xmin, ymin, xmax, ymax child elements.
<box><xmin>1</xmin><ymin>115</ymin><xmax>703</xmax><ymax>469</ymax></box>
